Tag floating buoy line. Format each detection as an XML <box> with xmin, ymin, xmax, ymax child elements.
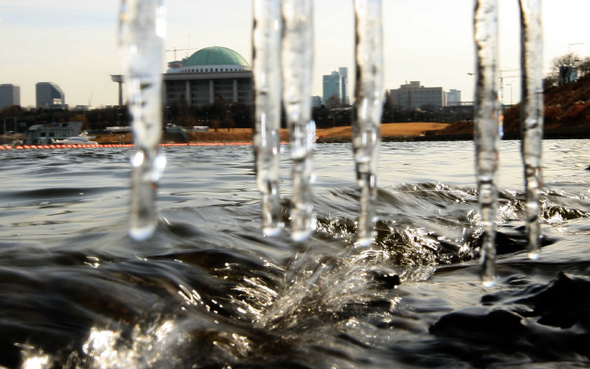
<box><xmin>0</xmin><ymin>142</ymin><xmax>254</xmax><ymax>150</ymax></box>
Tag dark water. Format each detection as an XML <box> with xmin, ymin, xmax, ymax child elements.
<box><xmin>1</xmin><ymin>140</ymin><xmax>590</xmax><ymax>368</ymax></box>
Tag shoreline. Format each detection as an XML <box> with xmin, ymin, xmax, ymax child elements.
<box><xmin>176</xmin><ymin>124</ymin><xmax>590</xmax><ymax>144</ymax></box>
<box><xmin>4</xmin><ymin>123</ymin><xmax>590</xmax><ymax>148</ymax></box>
<box><xmin>316</xmin><ymin>126</ymin><xmax>590</xmax><ymax>143</ymax></box>
<box><xmin>94</xmin><ymin>122</ymin><xmax>455</xmax><ymax>145</ymax></box>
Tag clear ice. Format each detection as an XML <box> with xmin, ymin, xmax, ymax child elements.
<box><xmin>352</xmin><ymin>0</ymin><xmax>384</xmax><ymax>246</ymax></box>
<box><xmin>119</xmin><ymin>0</ymin><xmax>167</xmax><ymax>241</ymax></box>
<box><xmin>115</xmin><ymin>0</ymin><xmax>546</xmax><ymax>289</ymax></box>
<box><xmin>519</xmin><ymin>0</ymin><xmax>544</xmax><ymax>260</ymax></box>
<box><xmin>282</xmin><ymin>0</ymin><xmax>316</xmax><ymax>241</ymax></box>
<box><xmin>473</xmin><ymin>0</ymin><xmax>500</xmax><ymax>286</ymax></box>
<box><xmin>252</xmin><ymin>0</ymin><xmax>283</xmax><ymax>237</ymax></box>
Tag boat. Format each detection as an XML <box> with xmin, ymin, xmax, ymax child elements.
<box><xmin>53</xmin><ymin>131</ymin><xmax>99</xmax><ymax>146</ymax></box>
<box><xmin>17</xmin><ymin>122</ymin><xmax>84</xmax><ymax>146</ymax></box>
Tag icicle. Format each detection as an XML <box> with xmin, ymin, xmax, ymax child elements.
<box><xmin>352</xmin><ymin>0</ymin><xmax>384</xmax><ymax>246</ymax></box>
<box><xmin>119</xmin><ymin>0</ymin><xmax>167</xmax><ymax>241</ymax></box>
<box><xmin>473</xmin><ymin>0</ymin><xmax>500</xmax><ymax>286</ymax></box>
<box><xmin>519</xmin><ymin>0</ymin><xmax>544</xmax><ymax>260</ymax></box>
<box><xmin>282</xmin><ymin>0</ymin><xmax>316</xmax><ymax>241</ymax></box>
<box><xmin>252</xmin><ymin>0</ymin><xmax>283</xmax><ymax>237</ymax></box>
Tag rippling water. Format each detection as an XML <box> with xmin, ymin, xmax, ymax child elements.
<box><xmin>1</xmin><ymin>140</ymin><xmax>590</xmax><ymax>368</ymax></box>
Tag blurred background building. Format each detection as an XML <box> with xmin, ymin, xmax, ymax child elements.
<box><xmin>163</xmin><ymin>46</ymin><xmax>252</xmax><ymax>107</ymax></box>
<box><xmin>0</xmin><ymin>84</ymin><xmax>21</xmax><ymax>110</ymax></box>
<box><xmin>36</xmin><ymin>82</ymin><xmax>66</xmax><ymax>109</ymax></box>
<box><xmin>389</xmin><ymin>81</ymin><xmax>447</xmax><ymax>109</ymax></box>
<box><xmin>322</xmin><ymin>67</ymin><xmax>348</xmax><ymax>105</ymax></box>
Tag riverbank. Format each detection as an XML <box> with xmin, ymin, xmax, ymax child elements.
<box><xmin>91</xmin><ymin>122</ymin><xmax>452</xmax><ymax>145</ymax></box>
<box><xmin>6</xmin><ymin>121</ymin><xmax>590</xmax><ymax>148</ymax></box>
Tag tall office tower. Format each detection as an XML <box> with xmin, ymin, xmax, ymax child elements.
<box><xmin>36</xmin><ymin>82</ymin><xmax>65</xmax><ymax>108</ymax></box>
<box><xmin>338</xmin><ymin>67</ymin><xmax>348</xmax><ymax>105</ymax></box>
<box><xmin>0</xmin><ymin>84</ymin><xmax>21</xmax><ymax>110</ymax></box>
<box><xmin>322</xmin><ymin>71</ymin><xmax>342</xmax><ymax>104</ymax></box>
<box><xmin>446</xmin><ymin>89</ymin><xmax>461</xmax><ymax>106</ymax></box>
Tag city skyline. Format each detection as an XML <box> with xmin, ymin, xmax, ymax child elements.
<box><xmin>1</xmin><ymin>0</ymin><xmax>589</xmax><ymax>108</ymax></box>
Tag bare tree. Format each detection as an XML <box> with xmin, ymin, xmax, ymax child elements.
<box><xmin>325</xmin><ymin>95</ymin><xmax>341</xmax><ymax>110</ymax></box>
<box><xmin>578</xmin><ymin>56</ymin><xmax>590</xmax><ymax>78</ymax></box>
<box><xmin>551</xmin><ymin>52</ymin><xmax>581</xmax><ymax>85</ymax></box>
<box><xmin>543</xmin><ymin>74</ymin><xmax>558</xmax><ymax>90</ymax></box>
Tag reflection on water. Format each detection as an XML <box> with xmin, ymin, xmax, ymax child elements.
<box><xmin>0</xmin><ymin>140</ymin><xmax>590</xmax><ymax>368</ymax></box>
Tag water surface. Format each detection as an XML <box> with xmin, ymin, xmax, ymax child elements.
<box><xmin>1</xmin><ymin>140</ymin><xmax>589</xmax><ymax>368</ymax></box>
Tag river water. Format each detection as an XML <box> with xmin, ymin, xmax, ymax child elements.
<box><xmin>1</xmin><ymin>139</ymin><xmax>589</xmax><ymax>368</ymax></box>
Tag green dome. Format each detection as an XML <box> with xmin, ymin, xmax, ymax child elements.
<box><xmin>183</xmin><ymin>46</ymin><xmax>249</xmax><ymax>67</ymax></box>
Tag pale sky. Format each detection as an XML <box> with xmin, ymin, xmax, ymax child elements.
<box><xmin>1</xmin><ymin>0</ymin><xmax>588</xmax><ymax>108</ymax></box>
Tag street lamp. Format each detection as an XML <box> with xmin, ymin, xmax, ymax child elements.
<box><xmin>569</xmin><ymin>42</ymin><xmax>584</xmax><ymax>53</ymax></box>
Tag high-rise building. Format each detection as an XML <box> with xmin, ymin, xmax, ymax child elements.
<box><xmin>36</xmin><ymin>82</ymin><xmax>66</xmax><ymax>109</ymax></box>
<box><xmin>339</xmin><ymin>67</ymin><xmax>349</xmax><ymax>105</ymax></box>
<box><xmin>389</xmin><ymin>81</ymin><xmax>447</xmax><ymax>109</ymax></box>
<box><xmin>323</xmin><ymin>71</ymin><xmax>342</xmax><ymax>104</ymax></box>
<box><xmin>322</xmin><ymin>68</ymin><xmax>350</xmax><ymax>105</ymax></box>
<box><xmin>446</xmin><ymin>89</ymin><xmax>461</xmax><ymax>106</ymax></box>
<box><xmin>0</xmin><ymin>84</ymin><xmax>21</xmax><ymax>110</ymax></box>
<box><xmin>311</xmin><ymin>95</ymin><xmax>322</xmax><ymax>108</ymax></box>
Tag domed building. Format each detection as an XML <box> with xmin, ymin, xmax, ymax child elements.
<box><xmin>172</xmin><ymin>46</ymin><xmax>250</xmax><ymax>73</ymax></box>
<box><xmin>163</xmin><ymin>46</ymin><xmax>252</xmax><ymax>107</ymax></box>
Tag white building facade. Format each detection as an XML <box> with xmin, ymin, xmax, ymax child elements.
<box><xmin>389</xmin><ymin>81</ymin><xmax>447</xmax><ymax>109</ymax></box>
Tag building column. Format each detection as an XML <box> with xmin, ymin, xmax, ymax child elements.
<box><xmin>209</xmin><ymin>80</ymin><xmax>215</xmax><ymax>104</ymax></box>
<box><xmin>118</xmin><ymin>81</ymin><xmax>123</xmax><ymax>106</ymax></box>
<box><xmin>185</xmin><ymin>81</ymin><xmax>190</xmax><ymax>104</ymax></box>
<box><xmin>233</xmin><ymin>79</ymin><xmax>238</xmax><ymax>103</ymax></box>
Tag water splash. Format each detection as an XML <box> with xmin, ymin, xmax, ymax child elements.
<box><xmin>352</xmin><ymin>0</ymin><xmax>384</xmax><ymax>247</ymax></box>
<box><xmin>119</xmin><ymin>0</ymin><xmax>167</xmax><ymax>241</ymax></box>
<box><xmin>519</xmin><ymin>0</ymin><xmax>544</xmax><ymax>260</ymax></box>
<box><xmin>282</xmin><ymin>0</ymin><xmax>316</xmax><ymax>241</ymax></box>
<box><xmin>81</xmin><ymin>320</ymin><xmax>186</xmax><ymax>368</ymax></box>
<box><xmin>473</xmin><ymin>0</ymin><xmax>500</xmax><ymax>286</ymax></box>
<box><xmin>252</xmin><ymin>0</ymin><xmax>283</xmax><ymax>237</ymax></box>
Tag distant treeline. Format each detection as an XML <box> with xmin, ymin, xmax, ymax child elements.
<box><xmin>1</xmin><ymin>96</ymin><xmax>474</xmax><ymax>134</ymax></box>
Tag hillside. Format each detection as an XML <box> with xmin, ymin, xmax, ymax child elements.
<box><xmin>436</xmin><ymin>74</ymin><xmax>590</xmax><ymax>137</ymax></box>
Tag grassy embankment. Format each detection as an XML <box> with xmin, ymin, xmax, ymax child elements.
<box><xmin>93</xmin><ymin>123</ymin><xmax>451</xmax><ymax>144</ymax></box>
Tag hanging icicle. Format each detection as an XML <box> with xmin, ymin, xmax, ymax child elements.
<box><xmin>252</xmin><ymin>0</ymin><xmax>283</xmax><ymax>237</ymax></box>
<box><xmin>352</xmin><ymin>0</ymin><xmax>384</xmax><ymax>246</ymax></box>
<box><xmin>119</xmin><ymin>0</ymin><xmax>167</xmax><ymax>241</ymax></box>
<box><xmin>519</xmin><ymin>0</ymin><xmax>544</xmax><ymax>260</ymax></box>
<box><xmin>473</xmin><ymin>0</ymin><xmax>500</xmax><ymax>286</ymax></box>
<box><xmin>282</xmin><ymin>0</ymin><xmax>316</xmax><ymax>241</ymax></box>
